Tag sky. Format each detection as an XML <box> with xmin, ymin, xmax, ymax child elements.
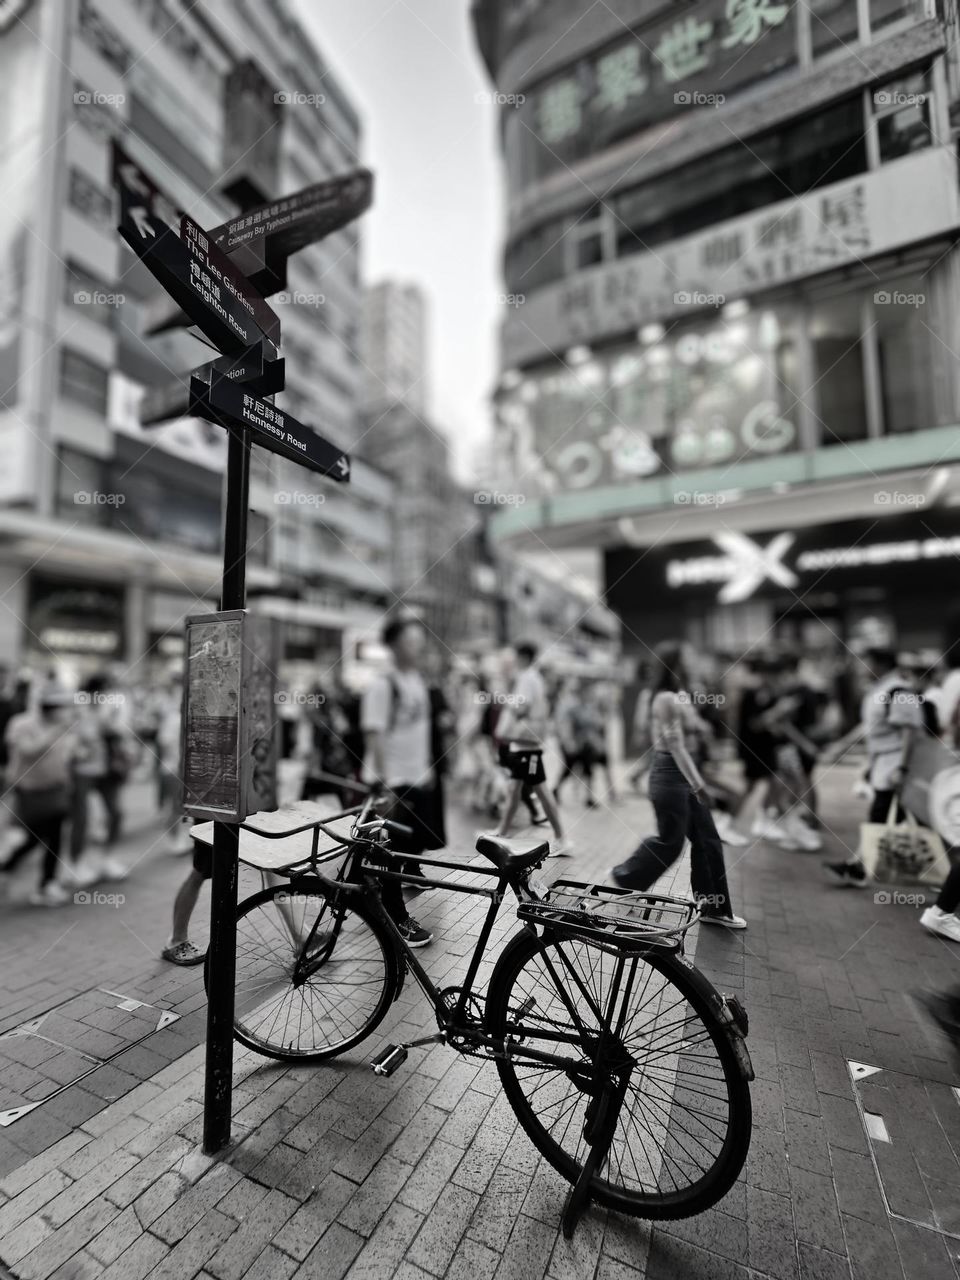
<box><xmin>292</xmin><ymin>0</ymin><xmax>503</xmax><ymax>479</ymax></box>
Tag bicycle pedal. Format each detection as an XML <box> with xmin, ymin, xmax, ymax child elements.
<box><xmin>370</xmin><ymin>1044</ymin><xmax>408</xmax><ymax>1077</ymax></box>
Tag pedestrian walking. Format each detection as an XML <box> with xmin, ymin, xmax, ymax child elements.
<box><xmin>68</xmin><ymin>674</ymin><xmax>136</xmax><ymax>884</ymax></box>
<box><xmin>361</xmin><ymin>616</ymin><xmax>442</xmax><ymax>947</ymax></box>
<box><xmin>610</xmin><ymin>641</ymin><xmax>746</xmax><ymax>929</ymax></box>
<box><xmin>495</xmin><ymin>641</ymin><xmax>569</xmax><ymax>855</ymax></box>
<box><xmin>0</xmin><ymin>687</ymin><xmax>77</xmax><ymax>906</ymax></box>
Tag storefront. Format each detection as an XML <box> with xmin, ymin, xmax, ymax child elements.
<box><xmin>605</xmin><ymin>509</ymin><xmax>960</xmax><ymax>655</ymax></box>
<box><xmin>24</xmin><ymin>573</ymin><xmax>127</xmax><ymax>677</ymax></box>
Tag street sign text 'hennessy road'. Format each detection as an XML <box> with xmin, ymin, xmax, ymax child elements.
<box><xmin>111</xmin><ymin>139</ymin><xmax>369</xmax><ymax>1155</ymax></box>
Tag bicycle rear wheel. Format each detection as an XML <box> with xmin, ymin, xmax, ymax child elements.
<box><xmin>218</xmin><ymin>880</ymin><xmax>398</xmax><ymax>1061</ymax></box>
<box><xmin>486</xmin><ymin>928</ymin><xmax>751</xmax><ymax>1219</ymax></box>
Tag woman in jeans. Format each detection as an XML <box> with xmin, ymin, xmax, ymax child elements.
<box><xmin>610</xmin><ymin>642</ymin><xmax>747</xmax><ymax>930</ymax></box>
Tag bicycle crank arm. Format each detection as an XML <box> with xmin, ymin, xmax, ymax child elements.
<box><xmin>370</xmin><ymin>1033</ymin><xmax>445</xmax><ymax>1077</ymax></box>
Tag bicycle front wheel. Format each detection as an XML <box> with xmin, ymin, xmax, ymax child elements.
<box><xmin>486</xmin><ymin>928</ymin><xmax>751</xmax><ymax>1219</ymax></box>
<box><xmin>221</xmin><ymin>881</ymin><xmax>398</xmax><ymax>1062</ymax></box>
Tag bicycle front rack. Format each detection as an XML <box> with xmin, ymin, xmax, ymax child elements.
<box><xmin>517</xmin><ymin>879</ymin><xmax>698</xmax><ymax>953</ymax></box>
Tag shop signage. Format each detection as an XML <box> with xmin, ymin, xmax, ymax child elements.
<box><xmin>655</xmin><ymin>516</ymin><xmax>960</xmax><ymax>603</ymax></box>
<box><xmin>516</xmin><ymin>0</ymin><xmax>796</xmax><ymax>181</ymax></box>
<box><xmin>502</xmin><ymin>149</ymin><xmax>960</xmax><ymax>364</ymax></box>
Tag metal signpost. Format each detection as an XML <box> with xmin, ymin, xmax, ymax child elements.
<box><xmin>111</xmin><ymin>141</ymin><xmax>369</xmax><ymax>1152</ymax></box>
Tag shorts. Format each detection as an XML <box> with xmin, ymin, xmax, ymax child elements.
<box><xmin>192</xmin><ymin>840</ymin><xmax>212</xmax><ymax>880</ymax></box>
<box><xmin>498</xmin><ymin>742</ymin><xmax>546</xmax><ymax>787</ymax></box>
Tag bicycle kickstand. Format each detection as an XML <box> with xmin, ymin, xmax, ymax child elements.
<box><xmin>561</xmin><ymin>1072</ymin><xmax>630</xmax><ymax>1239</ymax></box>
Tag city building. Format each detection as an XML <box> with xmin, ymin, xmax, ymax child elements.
<box><xmin>0</xmin><ymin>0</ymin><xmax>391</xmax><ymax>683</ymax></box>
<box><xmin>473</xmin><ymin>0</ymin><xmax>960</xmax><ymax>657</ymax></box>
<box><xmin>361</xmin><ymin>280</ymin><xmax>429</xmax><ymax>417</ymax></box>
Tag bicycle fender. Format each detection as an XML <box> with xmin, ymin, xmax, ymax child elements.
<box><xmin>677</xmin><ymin>957</ymin><xmax>755</xmax><ymax>1083</ymax></box>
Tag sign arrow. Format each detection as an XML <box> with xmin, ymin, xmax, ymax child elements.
<box><xmin>129</xmin><ymin>207</ymin><xmax>155</xmax><ymax>240</ymax></box>
<box><xmin>118</xmin><ymin>163</ymin><xmax>151</xmax><ymax>198</ymax></box>
<box><xmin>189</xmin><ymin>376</ymin><xmax>350</xmax><ymax>481</ymax></box>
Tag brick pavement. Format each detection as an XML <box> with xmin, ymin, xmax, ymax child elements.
<box><xmin>0</xmin><ymin>765</ymin><xmax>959</xmax><ymax>1278</ymax></box>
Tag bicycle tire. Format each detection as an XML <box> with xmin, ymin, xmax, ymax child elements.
<box><xmin>485</xmin><ymin>927</ymin><xmax>751</xmax><ymax>1219</ymax></box>
<box><xmin>207</xmin><ymin>879</ymin><xmax>399</xmax><ymax>1062</ymax></box>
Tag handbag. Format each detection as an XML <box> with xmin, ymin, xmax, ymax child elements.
<box><xmin>859</xmin><ymin>797</ymin><xmax>951</xmax><ymax>885</ymax></box>
<box><xmin>17</xmin><ymin>784</ymin><xmax>71</xmax><ymax>825</ymax></box>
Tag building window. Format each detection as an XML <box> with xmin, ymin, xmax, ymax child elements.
<box><xmin>874</xmin><ymin>276</ymin><xmax>937</xmax><ymax>434</ymax></box>
<box><xmin>871</xmin><ymin>70</ymin><xmax>932</xmax><ymax>162</ymax></box>
<box><xmin>64</xmin><ymin>261</ymin><xmax>121</xmax><ymax>328</ymax></box>
<box><xmin>809</xmin><ymin>0</ymin><xmax>861</xmax><ymax>58</ymax></box>
<box><xmin>72</xmin><ymin>81</ymin><xmax>118</xmax><ymax>141</ymax></box>
<box><xmin>869</xmin><ymin>0</ymin><xmax>924</xmax><ymax>36</ymax></box>
<box><xmin>59</xmin><ymin>350</ymin><xmax>109</xmax><ymax>416</ymax></box>
<box><xmin>56</xmin><ymin>447</ymin><xmax>107</xmax><ymax>524</ymax></box>
<box><xmin>68</xmin><ymin>168</ymin><xmax>113</xmax><ymax>231</ymax></box>
<box><xmin>78</xmin><ymin>0</ymin><xmax>132</xmax><ymax>74</ymax></box>
<box><xmin>808</xmin><ymin>293</ymin><xmax>868</xmax><ymax>445</ymax></box>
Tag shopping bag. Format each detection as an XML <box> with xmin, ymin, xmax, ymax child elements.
<box><xmin>860</xmin><ymin>798</ymin><xmax>951</xmax><ymax>885</ymax></box>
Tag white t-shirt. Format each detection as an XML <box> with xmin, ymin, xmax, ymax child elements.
<box><xmin>497</xmin><ymin>666</ymin><xmax>548</xmax><ymax>746</ymax></box>
<box><xmin>862</xmin><ymin>672</ymin><xmax>923</xmax><ymax>790</ymax></box>
<box><xmin>361</xmin><ymin>668</ymin><xmax>431</xmax><ymax>787</ymax></box>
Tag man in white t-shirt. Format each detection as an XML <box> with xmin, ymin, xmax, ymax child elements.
<box><xmin>495</xmin><ymin>642</ymin><xmax>569</xmax><ymax>855</ymax></box>
<box><xmin>361</xmin><ymin>617</ymin><xmax>441</xmax><ymax>947</ymax></box>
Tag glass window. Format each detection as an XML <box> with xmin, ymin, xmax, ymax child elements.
<box><xmin>56</xmin><ymin>448</ymin><xmax>106</xmax><ymax>524</ymax></box>
<box><xmin>63</xmin><ymin>261</ymin><xmax>121</xmax><ymax>328</ymax></box>
<box><xmin>872</xmin><ymin>71</ymin><xmax>932</xmax><ymax>162</ymax></box>
<box><xmin>59</xmin><ymin>350</ymin><xmax>109</xmax><ymax>416</ymax></box>
<box><xmin>809</xmin><ymin>0</ymin><xmax>861</xmax><ymax>58</ymax></box>
<box><xmin>808</xmin><ymin>293</ymin><xmax>868</xmax><ymax>445</ymax></box>
<box><xmin>505</xmin><ymin>219</ymin><xmax>567</xmax><ymax>293</ymax></box>
<box><xmin>869</xmin><ymin>0</ymin><xmax>922</xmax><ymax>35</ymax></box>
<box><xmin>874</xmin><ymin>278</ymin><xmax>935</xmax><ymax>434</ymax></box>
<box><xmin>68</xmin><ymin>169</ymin><xmax>113</xmax><ymax>231</ymax></box>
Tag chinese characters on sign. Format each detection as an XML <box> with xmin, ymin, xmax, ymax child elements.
<box><xmin>523</xmin><ymin>0</ymin><xmax>796</xmax><ymax>182</ymax></box>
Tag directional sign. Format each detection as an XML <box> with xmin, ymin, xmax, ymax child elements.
<box><xmin>119</xmin><ymin>207</ymin><xmax>274</xmax><ymax>357</ymax></box>
<box><xmin>189</xmin><ymin>377</ymin><xmax>350</xmax><ymax>481</ymax></box>
<box><xmin>207</xmin><ymin>169</ymin><xmax>373</xmax><ymax>259</ymax></box>
<box><xmin>181</xmin><ymin>215</ymin><xmax>280</xmax><ymax>345</ymax></box>
<box><xmin>194</xmin><ymin>347</ymin><xmax>286</xmax><ymax>397</ymax></box>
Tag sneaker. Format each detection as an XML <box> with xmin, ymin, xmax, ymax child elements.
<box><xmin>714</xmin><ymin>814</ymin><xmax>749</xmax><ymax>847</ymax></box>
<box><xmin>28</xmin><ymin>882</ymin><xmax>70</xmax><ymax>907</ymax></box>
<box><xmin>548</xmin><ymin>838</ymin><xmax>573</xmax><ymax>858</ymax></box>
<box><xmin>823</xmin><ymin>860</ymin><xmax>868</xmax><ymax>888</ymax></box>
<box><xmin>99</xmin><ymin>856</ymin><xmax>128</xmax><ymax>883</ymax></box>
<box><xmin>915</xmin><ymin>989</ymin><xmax>960</xmax><ymax>1054</ymax></box>
<box><xmin>784</xmin><ymin>815</ymin><xmax>822</xmax><ymax>851</ymax></box>
<box><xmin>920</xmin><ymin>907</ymin><xmax>960</xmax><ymax>943</ymax></box>
<box><xmin>699</xmin><ymin>910</ymin><xmax>748</xmax><ymax>931</ymax></box>
<box><xmin>396</xmin><ymin>917</ymin><xmax>433</xmax><ymax>948</ymax></box>
<box><xmin>161</xmin><ymin>940</ymin><xmax>206</xmax><ymax>966</ymax></box>
<box><xmin>608</xmin><ymin>865</ymin><xmax>629</xmax><ymax>887</ymax></box>
<box><xmin>60</xmin><ymin>859</ymin><xmax>100</xmax><ymax>889</ymax></box>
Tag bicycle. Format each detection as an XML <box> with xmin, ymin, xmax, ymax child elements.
<box><xmin>213</xmin><ymin>790</ymin><xmax>754</xmax><ymax>1236</ymax></box>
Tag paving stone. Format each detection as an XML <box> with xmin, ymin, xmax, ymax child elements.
<box><xmin>206</xmin><ymin>1188</ymin><xmax>299</xmax><ymax>1280</ymax></box>
<box><xmin>407</xmin><ymin>1183</ymin><xmax>480</xmax><ymax>1276</ymax></box>
<box><xmin>798</xmin><ymin>1242</ymin><xmax>855</xmax><ymax>1280</ymax></box>
<box><xmin>789</xmin><ymin>1166</ymin><xmax>846</xmax><ymax>1255</ymax></box>
<box><xmin>294</xmin><ymin>1222</ymin><xmax>364</xmax><ymax>1279</ymax></box>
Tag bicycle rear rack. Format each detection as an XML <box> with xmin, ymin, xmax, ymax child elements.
<box><xmin>517</xmin><ymin>879</ymin><xmax>698</xmax><ymax>952</ymax></box>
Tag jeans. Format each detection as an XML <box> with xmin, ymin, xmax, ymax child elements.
<box><xmin>937</xmin><ymin>860</ymin><xmax>960</xmax><ymax>914</ymax></box>
<box><xmin>614</xmin><ymin>752</ymin><xmax>734</xmax><ymax>916</ymax></box>
<box><xmin>70</xmin><ymin>774</ymin><xmax>123</xmax><ymax>861</ymax></box>
<box><xmin>2</xmin><ymin>803</ymin><xmax>64</xmax><ymax>888</ymax></box>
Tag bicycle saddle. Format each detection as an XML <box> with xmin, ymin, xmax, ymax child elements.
<box><xmin>476</xmin><ymin>833</ymin><xmax>549</xmax><ymax>871</ymax></box>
